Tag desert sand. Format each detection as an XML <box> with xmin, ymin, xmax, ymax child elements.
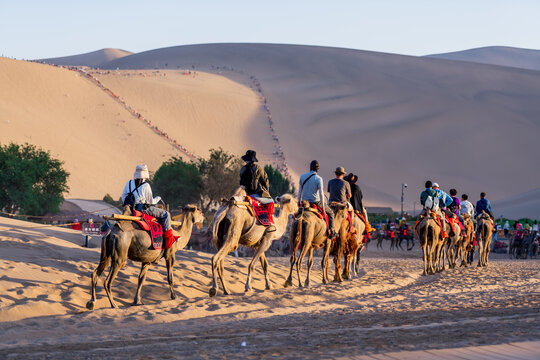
<box><xmin>39</xmin><ymin>48</ymin><xmax>133</xmax><ymax>67</ymax></box>
<box><xmin>97</xmin><ymin>43</ymin><xmax>540</xmax><ymax>215</ymax></box>
<box><xmin>0</xmin><ymin>216</ymin><xmax>538</xmax><ymax>358</ymax></box>
<box><xmin>428</xmin><ymin>46</ymin><xmax>540</xmax><ymax>71</ymax></box>
<box><xmin>0</xmin><ymin>57</ymin><xmax>272</xmax><ymax>200</ymax></box>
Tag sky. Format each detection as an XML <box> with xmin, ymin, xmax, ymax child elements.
<box><xmin>1</xmin><ymin>0</ymin><xmax>540</xmax><ymax>59</ymax></box>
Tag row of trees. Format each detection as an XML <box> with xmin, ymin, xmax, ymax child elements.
<box><xmin>151</xmin><ymin>148</ymin><xmax>294</xmax><ymax>213</ymax></box>
<box><xmin>0</xmin><ymin>143</ymin><xmax>292</xmax><ymax>218</ymax></box>
<box><xmin>0</xmin><ymin>143</ymin><xmax>69</xmax><ymax>216</ymax></box>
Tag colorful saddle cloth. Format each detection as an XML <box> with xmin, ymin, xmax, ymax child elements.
<box><xmin>247</xmin><ymin>196</ymin><xmax>274</xmax><ymax>227</ymax></box>
<box><xmin>132</xmin><ymin>210</ymin><xmax>164</xmax><ymax>250</ymax></box>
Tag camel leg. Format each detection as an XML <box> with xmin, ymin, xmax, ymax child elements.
<box><xmin>259</xmin><ymin>253</ymin><xmax>273</xmax><ymax>290</ymax></box>
<box><xmin>218</xmin><ymin>258</ymin><xmax>231</xmax><ymax>295</ymax></box>
<box><xmin>304</xmin><ymin>248</ymin><xmax>314</xmax><ymax>287</ymax></box>
<box><xmin>86</xmin><ymin>239</ymin><xmax>110</xmax><ymax>310</ymax></box>
<box><xmin>245</xmin><ymin>236</ymin><xmax>272</xmax><ymax>292</ymax></box>
<box><xmin>333</xmin><ymin>242</ymin><xmax>344</xmax><ymax>283</ymax></box>
<box><xmin>104</xmin><ymin>258</ymin><xmax>123</xmax><ymax>309</ymax></box>
<box><xmin>165</xmin><ymin>255</ymin><xmax>176</xmax><ymax>300</ymax></box>
<box><xmin>342</xmin><ymin>252</ymin><xmax>351</xmax><ymax>280</ymax></box>
<box><xmin>296</xmin><ymin>227</ymin><xmax>313</xmax><ymax>287</ymax></box>
<box><xmin>285</xmin><ymin>250</ymin><xmax>297</xmax><ymax>288</ymax></box>
<box><xmin>477</xmin><ymin>240</ymin><xmax>483</xmax><ymax>267</ymax></box>
<box><xmin>422</xmin><ymin>245</ymin><xmax>428</xmax><ymax>276</ymax></box>
<box><xmin>132</xmin><ymin>262</ymin><xmax>151</xmax><ymax>306</ymax></box>
<box><xmin>321</xmin><ymin>240</ymin><xmax>331</xmax><ymax>284</ymax></box>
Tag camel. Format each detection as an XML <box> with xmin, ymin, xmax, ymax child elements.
<box><xmin>86</xmin><ymin>205</ymin><xmax>204</xmax><ymax>309</ymax></box>
<box><xmin>284</xmin><ymin>202</ymin><xmax>348</xmax><ymax>287</ymax></box>
<box><xmin>342</xmin><ymin>212</ymin><xmax>366</xmax><ymax>280</ymax></box>
<box><xmin>456</xmin><ymin>214</ymin><xmax>474</xmax><ymax>267</ymax></box>
<box><xmin>476</xmin><ymin>212</ymin><xmax>494</xmax><ymax>267</ymax></box>
<box><xmin>416</xmin><ymin>211</ymin><xmax>441</xmax><ymax>275</ymax></box>
<box><xmin>208</xmin><ymin>188</ymin><xmax>297</xmax><ymax>296</ymax></box>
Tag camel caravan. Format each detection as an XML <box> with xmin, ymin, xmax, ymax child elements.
<box><xmin>415</xmin><ymin>181</ymin><xmax>495</xmax><ymax>275</ymax></box>
<box><xmin>85</xmin><ymin>155</ymin><xmax>496</xmax><ymax>309</ymax></box>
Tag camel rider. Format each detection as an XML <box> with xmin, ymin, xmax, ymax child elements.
<box><xmin>297</xmin><ymin>160</ymin><xmax>336</xmax><ymax>238</ymax></box>
<box><xmin>460</xmin><ymin>193</ymin><xmax>476</xmax><ymax>231</ymax></box>
<box><xmin>449</xmin><ymin>188</ymin><xmax>465</xmax><ymax>227</ymax></box>
<box><xmin>121</xmin><ymin>164</ymin><xmax>175</xmax><ymax>247</ymax></box>
<box><xmin>420</xmin><ymin>180</ymin><xmax>438</xmax><ymax>210</ymax></box>
<box><xmin>328</xmin><ymin>166</ymin><xmax>353</xmax><ymax>225</ymax></box>
<box><xmin>433</xmin><ymin>182</ymin><xmax>457</xmax><ymax>237</ymax></box>
<box><xmin>475</xmin><ymin>192</ymin><xmax>494</xmax><ymax>220</ymax></box>
<box><xmin>239</xmin><ymin>150</ymin><xmax>271</xmax><ymax>199</ymax></box>
<box><xmin>419</xmin><ymin>180</ymin><xmax>448</xmax><ymax>238</ymax></box>
<box><xmin>344</xmin><ymin>173</ymin><xmax>373</xmax><ymax>232</ymax></box>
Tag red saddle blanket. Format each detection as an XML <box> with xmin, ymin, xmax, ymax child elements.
<box><xmin>309</xmin><ymin>203</ymin><xmax>329</xmax><ymax>228</ymax></box>
<box><xmin>132</xmin><ymin>210</ymin><xmax>164</xmax><ymax>250</ymax></box>
<box><xmin>445</xmin><ymin>214</ymin><xmax>464</xmax><ymax>231</ymax></box>
<box><xmin>247</xmin><ymin>196</ymin><xmax>274</xmax><ymax>227</ymax></box>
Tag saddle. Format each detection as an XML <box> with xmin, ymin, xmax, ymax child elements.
<box><xmin>247</xmin><ymin>196</ymin><xmax>274</xmax><ymax>227</ymax></box>
<box><xmin>132</xmin><ymin>210</ymin><xmax>179</xmax><ymax>250</ymax></box>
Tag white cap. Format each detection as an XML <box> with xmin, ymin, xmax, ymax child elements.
<box><xmin>134</xmin><ymin>164</ymin><xmax>150</xmax><ymax>179</ymax></box>
<box><xmin>432</xmin><ymin>182</ymin><xmax>439</xmax><ymax>188</ymax></box>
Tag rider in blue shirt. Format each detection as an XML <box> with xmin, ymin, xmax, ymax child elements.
<box><xmin>475</xmin><ymin>192</ymin><xmax>494</xmax><ymax>219</ymax></box>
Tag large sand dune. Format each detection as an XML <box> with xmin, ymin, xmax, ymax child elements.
<box><xmin>0</xmin><ymin>57</ymin><xmax>270</xmax><ymax>200</ymax></box>
<box><xmin>427</xmin><ymin>46</ymin><xmax>540</xmax><ymax>71</ymax></box>
<box><xmin>39</xmin><ymin>48</ymin><xmax>133</xmax><ymax>67</ymax></box>
<box><xmin>100</xmin><ymin>43</ymin><xmax>540</xmax><ymax>211</ymax></box>
<box><xmin>0</xmin><ymin>216</ymin><xmax>538</xmax><ymax>358</ymax></box>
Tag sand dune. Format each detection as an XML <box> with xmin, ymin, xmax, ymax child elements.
<box><xmin>0</xmin><ymin>216</ymin><xmax>538</xmax><ymax>358</ymax></box>
<box><xmin>427</xmin><ymin>46</ymin><xmax>540</xmax><ymax>71</ymax></box>
<box><xmin>0</xmin><ymin>57</ymin><xmax>271</xmax><ymax>200</ymax></box>
<box><xmin>493</xmin><ymin>187</ymin><xmax>540</xmax><ymax>219</ymax></box>
<box><xmin>39</xmin><ymin>48</ymin><xmax>133</xmax><ymax>67</ymax></box>
<box><xmin>100</xmin><ymin>43</ymin><xmax>540</xmax><ymax>211</ymax></box>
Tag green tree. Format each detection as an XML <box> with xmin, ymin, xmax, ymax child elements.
<box><xmin>198</xmin><ymin>148</ymin><xmax>242</xmax><ymax>212</ymax></box>
<box><xmin>152</xmin><ymin>157</ymin><xmax>203</xmax><ymax>210</ymax></box>
<box><xmin>264</xmin><ymin>164</ymin><xmax>294</xmax><ymax>198</ymax></box>
<box><xmin>0</xmin><ymin>143</ymin><xmax>69</xmax><ymax>216</ymax></box>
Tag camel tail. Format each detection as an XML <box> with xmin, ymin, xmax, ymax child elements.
<box><xmin>99</xmin><ymin>233</ymin><xmax>111</xmax><ymax>268</ymax></box>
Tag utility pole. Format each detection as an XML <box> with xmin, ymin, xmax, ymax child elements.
<box><xmin>401</xmin><ymin>183</ymin><xmax>407</xmax><ymax>218</ymax></box>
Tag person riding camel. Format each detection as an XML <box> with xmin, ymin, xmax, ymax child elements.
<box><xmin>460</xmin><ymin>193</ymin><xmax>476</xmax><ymax>231</ymax></box>
<box><xmin>328</xmin><ymin>167</ymin><xmax>353</xmax><ymax>231</ymax></box>
<box><xmin>419</xmin><ymin>180</ymin><xmax>448</xmax><ymax>238</ymax></box>
<box><xmin>449</xmin><ymin>188</ymin><xmax>465</xmax><ymax>231</ymax></box>
<box><xmin>239</xmin><ymin>150</ymin><xmax>271</xmax><ymax>199</ymax></box>
<box><xmin>433</xmin><ymin>182</ymin><xmax>457</xmax><ymax>237</ymax></box>
<box><xmin>239</xmin><ymin>150</ymin><xmax>275</xmax><ymax>229</ymax></box>
<box><xmin>475</xmin><ymin>192</ymin><xmax>494</xmax><ymax>220</ymax></box>
<box><xmin>121</xmin><ymin>164</ymin><xmax>175</xmax><ymax>247</ymax></box>
<box><xmin>297</xmin><ymin>160</ymin><xmax>336</xmax><ymax>238</ymax></box>
<box><xmin>344</xmin><ymin>173</ymin><xmax>373</xmax><ymax>233</ymax></box>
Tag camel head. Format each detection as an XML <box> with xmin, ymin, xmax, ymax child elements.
<box><xmin>182</xmin><ymin>204</ymin><xmax>205</xmax><ymax>228</ymax></box>
<box><xmin>275</xmin><ymin>194</ymin><xmax>298</xmax><ymax>215</ymax></box>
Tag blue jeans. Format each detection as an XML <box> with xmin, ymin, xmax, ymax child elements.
<box><xmin>136</xmin><ymin>204</ymin><xmax>171</xmax><ymax>231</ymax></box>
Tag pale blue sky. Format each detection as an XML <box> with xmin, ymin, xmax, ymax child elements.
<box><xmin>1</xmin><ymin>0</ymin><xmax>539</xmax><ymax>59</ymax></box>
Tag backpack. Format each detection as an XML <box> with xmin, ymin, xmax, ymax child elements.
<box><xmin>123</xmin><ymin>180</ymin><xmax>144</xmax><ymax>208</ymax></box>
<box><xmin>240</xmin><ymin>163</ymin><xmax>258</xmax><ymax>194</ymax></box>
<box><xmin>424</xmin><ymin>196</ymin><xmax>439</xmax><ymax>212</ymax></box>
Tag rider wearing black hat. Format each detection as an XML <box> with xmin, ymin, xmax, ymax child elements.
<box><xmin>239</xmin><ymin>150</ymin><xmax>271</xmax><ymax>198</ymax></box>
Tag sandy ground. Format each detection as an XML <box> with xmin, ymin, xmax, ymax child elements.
<box><xmin>0</xmin><ymin>216</ymin><xmax>538</xmax><ymax>359</ymax></box>
<box><xmin>0</xmin><ymin>57</ymin><xmax>271</xmax><ymax>199</ymax></box>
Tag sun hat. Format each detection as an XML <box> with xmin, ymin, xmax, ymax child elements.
<box><xmin>432</xmin><ymin>182</ymin><xmax>439</xmax><ymax>188</ymax></box>
<box><xmin>241</xmin><ymin>150</ymin><xmax>258</xmax><ymax>162</ymax></box>
<box><xmin>134</xmin><ymin>164</ymin><xmax>150</xmax><ymax>180</ymax></box>
<box><xmin>335</xmin><ymin>166</ymin><xmax>346</xmax><ymax>175</ymax></box>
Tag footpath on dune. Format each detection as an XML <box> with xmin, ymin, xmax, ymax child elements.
<box><xmin>0</xmin><ymin>216</ymin><xmax>539</xmax><ymax>358</ymax></box>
